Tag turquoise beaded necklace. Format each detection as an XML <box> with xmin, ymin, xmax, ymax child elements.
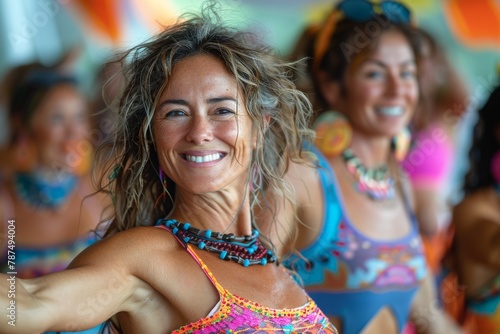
<box><xmin>156</xmin><ymin>218</ymin><xmax>277</xmax><ymax>267</ymax></box>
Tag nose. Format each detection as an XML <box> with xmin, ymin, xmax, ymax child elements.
<box><xmin>185</xmin><ymin>115</ymin><xmax>214</xmax><ymax>144</ymax></box>
<box><xmin>385</xmin><ymin>72</ymin><xmax>404</xmax><ymax>97</ymax></box>
<box><xmin>64</xmin><ymin>118</ymin><xmax>87</xmax><ymax>141</ymax></box>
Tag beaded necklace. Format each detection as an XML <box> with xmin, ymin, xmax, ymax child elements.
<box><xmin>14</xmin><ymin>171</ymin><xmax>77</xmax><ymax>209</ymax></box>
<box><xmin>156</xmin><ymin>218</ymin><xmax>277</xmax><ymax>267</ymax></box>
<box><xmin>342</xmin><ymin>148</ymin><xmax>395</xmax><ymax>201</ymax></box>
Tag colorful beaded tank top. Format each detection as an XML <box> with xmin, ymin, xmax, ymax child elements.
<box><xmin>157</xmin><ymin>225</ymin><xmax>337</xmax><ymax>333</ymax></box>
<box><xmin>283</xmin><ymin>144</ymin><xmax>427</xmax><ymax>334</ymax></box>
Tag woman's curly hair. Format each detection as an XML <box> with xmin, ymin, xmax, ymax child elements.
<box><xmin>94</xmin><ymin>1</ymin><xmax>315</xmax><ymax>237</ymax></box>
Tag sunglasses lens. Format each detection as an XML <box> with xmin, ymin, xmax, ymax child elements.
<box><xmin>337</xmin><ymin>0</ymin><xmax>411</xmax><ymax>24</ymax></box>
<box><xmin>381</xmin><ymin>1</ymin><xmax>411</xmax><ymax>23</ymax></box>
<box><xmin>337</xmin><ymin>0</ymin><xmax>376</xmax><ymax>22</ymax></box>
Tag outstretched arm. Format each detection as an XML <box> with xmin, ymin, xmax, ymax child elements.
<box><xmin>0</xmin><ymin>234</ymin><xmax>137</xmax><ymax>333</ymax></box>
<box><xmin>410</xmin><ymin>271</ymin><xmax>465</xmax><ymax>334</ymax></box>
<box><xmin>412</xmin><ymin>188</ymin><xmax>441</xmax><ymax>237</ymax></box>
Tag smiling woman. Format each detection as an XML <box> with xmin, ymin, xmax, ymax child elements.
<box><xmin>257</xmin><ymin>1</ymin><xmax>462</xmax><ymax>334</ymax></box>
<box><xmin>153</xmin><ymin>54</ymin><xmax>255</xmax><ymax>195</ymax></box>
<box><xmin>0</xmin><ymin>67</ymin><xmax>111</xmax><ymax>334</ymax></box>
<box><xmin>0</xmin><ymin>1</ymin><xmax>337</xmax><ymax>333</ymax></box>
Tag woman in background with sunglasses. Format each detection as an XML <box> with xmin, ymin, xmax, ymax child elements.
<box><xmin>258</xmin><ymin>1</ymin><xmax>463</xmax><ymax>333</ymax></box>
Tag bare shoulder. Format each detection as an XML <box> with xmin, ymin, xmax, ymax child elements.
<box><xmin>286</xmin><ymin>154</ymin><xmax>321</xmax><ymax>194</ymax></box>
<box><xmin>453</xmin><ymin>188</ymin><xmax>499</xmax><ymax>227</ymax></box>
<box><xmin>65</xmin><ymin>225</ymin><xmax>192</xmax><ymax>309</ymax></box>
<box><xmin>69</xmin><ymin>226</ymin><xmax>180</xmax><ymax>273</ymax></box>
<box><xmin>10</xmin><ymin>226</ymin><xmax>187</xmax><ymax>331</ymax></box>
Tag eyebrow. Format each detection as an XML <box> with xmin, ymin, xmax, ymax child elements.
<box><xmin>365</xmin><ymin>59</ymin><xmax>416</xmax><ymax>67</ymax></box>
<box><xmin>158</xmin><ymin>96</ymin><xmax>238</xmax><ymax>109</ymax></box>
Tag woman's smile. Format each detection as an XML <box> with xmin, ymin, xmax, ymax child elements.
<box><xmin>182</xmin><ymin>152</ymin><xmax>226</xmax><ymax>164</ymax></box>
<box><xmin>153</xmin><ymin>54</ymin><xmax>255</xmax><ymax>193</ymax></box>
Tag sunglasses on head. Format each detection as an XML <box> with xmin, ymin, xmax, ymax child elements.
<box><xmin>312</xmin><ymin>0</ymin><xmax>412</xmax><ymax>72</ymax></box>
<box><xmin>336</xmin><ymin>0</ymin><xmax>411</xmax><ymax>24</ymax></box>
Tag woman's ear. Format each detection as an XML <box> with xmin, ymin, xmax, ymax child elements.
<box><xmin>317</xmin><ymin>71</ymin><xmax>340</xmax><ymax>108</ymax></box>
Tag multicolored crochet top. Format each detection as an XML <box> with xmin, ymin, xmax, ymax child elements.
<box><xmin>157</xmin><ymin>225</ymin><xmax>337</xmax><ymax>333</ymax></box>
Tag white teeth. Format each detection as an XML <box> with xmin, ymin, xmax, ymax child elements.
<box><xmin>377</xmin><ymin>106</ymin><xmax>404</xmax><ymax>116</ymax></box>
<box><xmin>185</xmin><ymin>153</ymin><xmax>221</xmax><ymax>163</ymax></box>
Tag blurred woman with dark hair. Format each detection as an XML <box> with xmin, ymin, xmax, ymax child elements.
<box><xmin>448</xmin><ymin>84</ymin><xmax>500</xmax><ymax>333</ymax></box>
<box><xmin>0</xmin><ymin>68</ymin><xmax>110</xmax><ymax>333</ymax></box>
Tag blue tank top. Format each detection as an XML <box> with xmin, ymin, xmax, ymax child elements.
<box><xmin>283</xmin><ymin>144</ymin><xmax>427</xmax><ymax>334</ymax></box>
<box><xmin>468</xmin><ymin>274</ymin><xmax>500</xmax><ymax>314</ymax></box>
<box><xmin>1</xmin><ymin>234</ymin><xmax>105</xmax><ymax>334</ymax></box>
<box><xmin>10</xmin><ymin>233</ymin><xmax>98</xmax><ymax>278</ymax></box>
<box><xmin>0</xmin><ymin>174</ymin><xmax>107</xmax><ymax>334</ymax></box>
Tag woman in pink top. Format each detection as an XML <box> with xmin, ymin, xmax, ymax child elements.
<box><xmin>402</xmin><ymin>28</ymin><xmax>469</xmax><ymax>264</ymax></box>
<box><xmin>0</xmin><ymin>2</ymin><xmax>337</xmax><ymax>333</ymax></box>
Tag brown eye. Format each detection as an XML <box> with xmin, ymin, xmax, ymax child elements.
<box><xmin>214</xmin><ymin>108</ymin><xmax>235</xmax><ymax>116</ymax></box>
